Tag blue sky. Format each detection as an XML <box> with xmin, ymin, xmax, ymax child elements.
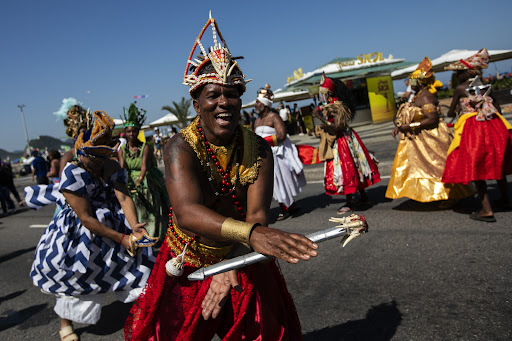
<box><xmin>1</xmin><ymin>0</ymin><xmax>511</xmax><ymax>152</ymax></box>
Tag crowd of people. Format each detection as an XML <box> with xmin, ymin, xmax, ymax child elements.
<box><xmin>2</xmin><ymin>13</ymin><xmax>508</xmax><ymax>341</ymax></box>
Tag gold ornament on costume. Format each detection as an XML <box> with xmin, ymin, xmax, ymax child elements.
<box><xmin>180</xmin><ymin>117</ymin><xmax>261</xmax><ymax>186</ymax></box>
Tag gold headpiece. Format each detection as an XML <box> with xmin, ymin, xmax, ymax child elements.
<box><xmin>409</xmin><ymin>57</ymin><xmax>443</xmax><ymax>93</ymax></box>
<box><xmin>183</xmin><ymin>12</ymin><xmax>249</xmax><ymax>95</ymax></box>
<box><xmin>75</xmin><ymin>111</ymin><xmax>120</xmax><ymax>158</ymax></box>
<box><xmin>410</xmin><ymin>57</ymin><xmax>434</xmax><ymax>79</ymax></box>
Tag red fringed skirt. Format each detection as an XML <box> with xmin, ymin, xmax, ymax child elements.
<box><xmin>124</xmin><ymin>240</ymin><xmax>302</xmax><ymax>341</ymax></box>
<box><xmin>442</xmin><ymin>115</ymin><xmax>512</xmax><ymax>184</ymax></box>
<box><xmin>325</xmin><ymin>130</ymin><xmax>381</xmax><ymax>195</ymax></box>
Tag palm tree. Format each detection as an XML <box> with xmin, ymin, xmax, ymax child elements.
<box><xmin>161</xmin><ymin>97</ymin><xmax>192</xmax><ymax>127</ymax></box>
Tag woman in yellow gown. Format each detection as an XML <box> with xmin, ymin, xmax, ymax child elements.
<box><xmin>385</xmin><ymin>57</ymin><xmax>473</xmax><ymax>203</ymax></box>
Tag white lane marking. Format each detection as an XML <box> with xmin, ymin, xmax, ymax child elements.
<box><xmin>29</xmin><ymin>224</ymin><xmax>48</xmax><ymax>228</ymax></box>
<box><xmin>308</xmin><ymin>175</ymin><xmax>390</xmax><ymax>184</ymax></box>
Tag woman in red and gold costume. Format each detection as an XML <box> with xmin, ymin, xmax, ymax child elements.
<box><xmin>385</xmin><ymin>57</ymin><xmax>473</xmax><ymax>204</ymax></box>
<box><xmin>442</xmin><ymin>49</ymin><xmax>512</xmax><ymax>222</ymax></box>
<box><xmin>312</xmin><ymin>74</ymin><xmax>381</xmax><ymax>213</ymax></box>
<box><xmin>124</xmin><ymin>14</ymin><xmax>318</xmax><ymax>341</ymax></box>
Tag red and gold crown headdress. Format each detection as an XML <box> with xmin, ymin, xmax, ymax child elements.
<box><xmin>445</xmin><ymin>48</ymin><xmax>489</xmax><ymax>71</ymax></box>
<box><xmin>183</xmin><ymin>12</ymin><xmax>249</xmax><ymax>95</ymax></box>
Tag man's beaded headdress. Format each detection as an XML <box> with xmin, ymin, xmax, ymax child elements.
<box><xmin>409</xmin><ymin>57</ymin><xmax>443</xmax><ymax>93</ymax></box>
<box><xmin>183</xmin><ymin>12</ymin><xmax>249</xmax><ymax>96</ymax></box>
<box><xmin>122</xmin><ymin>101</ymin><xmax>147</xmax><ymax>129</ymax></box>
<box><xmin>445</xmin><ymin>48</ymin><xmax>489</xmax><ymax>71</ymax></box>
<box><xmin>256</xmin><ymin>84</ymin><xmax>273</xmax><ymax>107</ymax></box>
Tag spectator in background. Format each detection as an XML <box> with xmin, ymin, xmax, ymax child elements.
<box><xmin>31</xmin><ymin>150</ymin><xmax>49</xmax><ymax>185</ymax></box>
<box><xmin>1</xmin><ymin>157</ymin><xmax>23</xmax><ymax>207</ymax></box>
<box><xmin>46</xmin><ymin>150</ymin><xmax>61</xmax><ymax>184</ymax></box>
<box><xmin>153</xmin><ymin>127</ymin><xmax>164</xmax><ymax>164</ymax></box>
<box><xmin>292</xmin><ymin>103</ymin><xmax>305</xmax><ymax>135</ymax></box>
<box><xmin>0</xmin><ymin>157</ymin><xmax>16</xmax><ymax>216</ymax></box>
<box><xmin>119</xmin><ymin>133</ymin><xmax>128</xmax><ymax>148</ymax></box>
<box><xmin>169</xmin><ymin>127</ymin><xmax>178</xmax><ymax>138</ymax></box>
<box><xmin>278</xmin><ymin>102</ymin><xmax>292</xmax><ymax>135</ymax></box>
<box><xmin>401</xmin><ymin>79</ymin><xmax>416</xmax><ymax>103</ymax></box>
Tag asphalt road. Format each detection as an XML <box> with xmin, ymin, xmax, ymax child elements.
<box><xmin>1</xmin><ymin>124</ymin><xmax>511</xmax><ymax>340</ymax></box>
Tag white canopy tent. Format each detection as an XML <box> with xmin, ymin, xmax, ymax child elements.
<box><xmin>148</xmin><ymin>113</ymin><xmax>197</xmax><ymax>128</ymax></box>
<box><xmin>391</xmin><ymin>49</ymin><xmax>512</xmax><ymax>80</ymax></box>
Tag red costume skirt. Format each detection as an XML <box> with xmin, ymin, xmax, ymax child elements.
<box><xmin>325</xmin><ymin>130</ymin><xmax>381</xmax><ymax>195</ymax></box>
<box><xmin>442</xmin><ymin>115</ymin><xmax>512</xmax><ymax>184</ymax></box>
<box><xmin>124</xmin><ymin>240</ymin><xmax>302</xmax><ymax>341</ymax></box>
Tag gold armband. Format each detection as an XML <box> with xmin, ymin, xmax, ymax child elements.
<box><xmin>221</xmin><ymin>218</ymin><xmax>259</xmax><ymax>244</ymax></box>
<box><xmin>394</xmin><ymin>119</ymin><xmax>403</xmax><ymax>128</ymax></box>
<box><xmin>263</xmin><ymin>134</ymin><xmax>278</xmax><ymax>147</ymax></box>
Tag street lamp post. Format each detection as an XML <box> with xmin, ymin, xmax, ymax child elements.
<box><xmin>17</xmin><ymin>104</ymin><xmax>31</xmax><ymax>154</ymax></box>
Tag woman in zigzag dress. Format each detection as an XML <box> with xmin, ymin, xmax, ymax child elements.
<box><xmin>29</xmin><ymin>111</ymin><xmax>155</xmax><ymax>341</ymax></box>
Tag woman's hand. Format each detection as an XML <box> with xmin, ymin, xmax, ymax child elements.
<box><xmin>131</xmin><ymin>222</ymin><xmax>147</xmax><ymax>237</ymax></box>
<box><xmin>391</xmin><ymin>127</ymin><xmax>400</xmax><ymax>139</ymax></box>
<box><xmin>313</xmin><ymin>106</ymin><xmax>322</xmax><ymax>119</ymax></box>
<box><xmin>202</xmin><ymin>270</ymin><xmax>240</xmax><ymax>320</ymax></box>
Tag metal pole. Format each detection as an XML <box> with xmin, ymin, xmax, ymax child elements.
<box><xmin>17</xmin><ymin>104</ymin><xmax>30</xmax><ymax>154</ymax></box>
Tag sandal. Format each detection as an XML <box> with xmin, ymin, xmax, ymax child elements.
<box><xmin>336</xmin><ymin>205</ymin><xmax>353</xmax><ymax>214</ymax></box>
<box><xmin>59</xmin><ymin>325</ymin><xmax>78</xmax><ymax>341</ymax></box>
<box><xmin>469</xmin><ymin>212</ymin><xmax>496</xmax><ymax>223</ymax></box>
<box><xmin>276</xmin><ymin>211</ymin><xmax>291</xmax><ymax>221</ymax></box>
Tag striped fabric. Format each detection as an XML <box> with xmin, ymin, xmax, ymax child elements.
<box><xmin>30</xmin><ymin>163</ymin><xmax>155</xmax><ymax>296</ymax></box>
<box><xmin>24</xmin><ymin>183</ymin><xmax>65</xmax><ymax>209</ymax></box>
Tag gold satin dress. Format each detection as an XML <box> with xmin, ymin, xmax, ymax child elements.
<box><xmin>385</xmin><ymin>103</ymin><xmax>473</xmax><ymax>202</ymax></box>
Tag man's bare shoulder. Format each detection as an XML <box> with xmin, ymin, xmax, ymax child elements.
<box><xmin>163</xmin><ymin>132</ymin><xmax>198</xmax><ymax>166</ymax></box>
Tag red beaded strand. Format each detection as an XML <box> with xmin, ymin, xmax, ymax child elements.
<box><xmin>168</xmin><ymin>207</ymin><xmax>197</xmax><ymax>245</ymax></box>
<box><xmin>197</xmin><ymin>120</ymin><xmax>245</xmax><ymax>218</ymax></box>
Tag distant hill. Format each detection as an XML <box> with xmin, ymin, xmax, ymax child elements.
<box><xmin>0</xmin><ymin>135</ymin><xmax>73</xmax><ymax>161</ymax></box>
<box><xmin>0</xmin><ymin>148</ymin><xmax>24</xmax><ymax>161</ymax></box>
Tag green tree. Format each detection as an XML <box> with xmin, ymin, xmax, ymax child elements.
<box><xmin>161</xmin><ymin>97</ymin><xmax>192</xmax><ymax>127</ymax></box>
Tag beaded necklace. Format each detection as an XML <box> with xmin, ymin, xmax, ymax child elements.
<box><xmin>196</xmin><ymin>119</ymin><xmax>245</xmax><ymax>217</ymax></box>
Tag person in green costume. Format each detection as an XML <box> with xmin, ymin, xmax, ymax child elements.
<box><xmin>118</xmin><ymin>102</ymin><xmax>170</xmax><ymax>244</ymax></box>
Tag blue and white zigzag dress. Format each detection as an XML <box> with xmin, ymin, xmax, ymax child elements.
<box><xmin>30</xmin><ymin>162</ymin><xmax>155</xmax><ymax>297</ymax></box>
